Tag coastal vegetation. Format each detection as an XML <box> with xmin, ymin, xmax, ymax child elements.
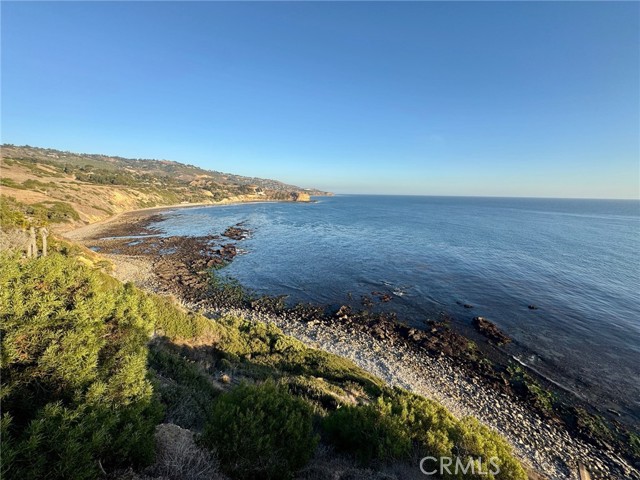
<box><xmin>322</xmin><ymin>392</ymin><xmax>525</xmax><ymax>479</ymax></box>
<box><xmin>2</xmin><ymin>148</ymin><xmax>637</xmax><ymax>479</ymax></box>
<box><xmin>200</xmin><ymin>381</ymin><xmax>318</xmax><ymax>479</ymax></box>
<box><xmin>0</xmin><ymin>144</ymin><xmax>328</xmax><ymax>226</ymax></box>
<box><xmin>0</xmin><ymin>195</ymin><xmax>80</xmax><ymax>229</ymax></box>
<box><xmin>0</xmin><ymin>237</ymin><xmax>528</xmax><ymax>479</ymax></box>
<box><xmin>0</xmin><ymin>253</ymin><xmax>162</xmax><ymax>480</ymax></box>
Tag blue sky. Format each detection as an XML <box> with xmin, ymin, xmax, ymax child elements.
<box><xmin>2</xmin><ymin>2</ymin><xmax>638</xmax><ymax>198</ymax></box>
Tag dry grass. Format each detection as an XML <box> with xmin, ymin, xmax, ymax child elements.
<box><xmin>294</xmin><ymin>445</ymin><xmax>426</xmax><ymax>480</ymax></box>
<box><xmin>0</xmin><ymin>228</ymin><xmax>28</xmax><ymax>252</ymax></box>
<box><xmin>147</xmin><ymin>424</ymin><xmax>225</xmax><ymax>480</ymax></box>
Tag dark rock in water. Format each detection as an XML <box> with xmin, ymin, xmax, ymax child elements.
<box><xmin>528</xmin><ymin>305</ymin><xmax>538</xmax><ymax>310</ymax></box>
<box><xmin>360</xmin><ymin>295</ymin><xmax>374</xmax><ymax>309</ymax></box>
<box><xmin>217</xmin><ymin>243</ymin><xmax>237</xmax><ymax>259</ymax></box>
<box><xmin>291</xmin><ymin>303</ymin><xmax>325</xmax><ymax>322</ymax></box>
<box><xmin>371</xmin><ymin>291</ymin><xmax>392</xmax><ymax>302</ymax></box>
<box><xmin>206</xmin><ymin>258</ymin><xmax>224</xmax><ymax>268</ymax></box>
<box><xmin>455</xmin><ymin>301</ymin><xmax>473</xmax><ymax>309</ymax></box>
<box><xmin>222</xmin><ymin>226</ymin><xmax>249</xmax><ymax>240</ymax></box>
<box><xmin>472</xmin><ymin>316</ymin><xmax>511</xmax><ymax>345</ymax></box>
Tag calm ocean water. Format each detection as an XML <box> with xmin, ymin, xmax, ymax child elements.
<box><xmin>152</xmin><ymin>195</ymin><xmax>640</xmax><ymax>420</ymax></box>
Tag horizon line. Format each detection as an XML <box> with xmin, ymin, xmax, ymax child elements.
<box><xmin>3</xmin><ymin>142</ymin><xmax>638</xmax><ymax>203</ymax></box>
<box><xmin>328</xmin><ymin>193</ymin><xmax>640</xmax><ymax>202</ymax></box>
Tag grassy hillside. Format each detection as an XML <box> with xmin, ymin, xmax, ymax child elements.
<box><xmin>0</xmin><ymin>144</ymin><xmax>329</xmax><ymax>225</ymax></box>
<box><xmin>0</xmin><ymin>238</ymin><xmax>526</xmax><ymax>480</ymax></box>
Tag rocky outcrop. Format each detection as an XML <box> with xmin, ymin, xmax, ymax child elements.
<box><xmin>222</xmin><ymin>225</ymin><xmax>250</xmax><ymax>240</ymax></box>
<box><xmin>290</xmin><ymin>191</ymin><xmax>311</xmax><ymax>202</ymax></box>
<box><xmin>472</xmin><ymin>316</ymin><xmax>511</xmax><ymax>345</ymax></box>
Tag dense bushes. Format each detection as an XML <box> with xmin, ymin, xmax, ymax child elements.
<box><xmin>396</xmin><ymin>391</ymin><xmax>526</xmax><ymax>479</ymax></box>
<box><xmin>323</xmin><ymin>390</ymin><xmax>526</xmax><ymax>480</ymax></box>
<box><xmin>151</xmin><ymin>295</ymin><xmax>213</xmax><ymax>341</ymax></box>
<box><xmin>160</xmin><ymin>313</ymin><xmax>526</xmax><ymax>480</ymax></box>
<box><xmin>148</xmin><ymin>345</ymin><xmax>221</xmax><ymax>430</ymax></box>
<box><xmin>0</xmin><ymin>195</ymin><xmax>79</xmax><ymax>227</ymax></box>
<box><xmin>451</xmin><ymin>417</ymin><xmax>527</xmax><ymax>480</ymax></box>
<box><xmin>0</xmin><ymin>196</ymin><xmax>27</xmax><ymax>228</ymax></box>
<box><xmin>0</xmin><ymin>253</ymin><xmax>162</xmax><ymax>479</ymax></box>
<box><xmin>2</xmin><ymin>400</ymin><xmax>161</xmax><ymax>480</ymax></box>
<box><xmin>0</xmin><ymin>249</ymin><xmax>527</xmax><ymax>480</ymax></box>
<box><xmin>323</xmin><ymin>399</ymin><xmax>413</xmax><ymax>463</ymax></box>
<box><xmin>212</xmin><ymin>315</ymin><xmax>384</xmax><ymax>394</ymax></box>
<box><xmin>28</xmin><ymin>201</ymin><xmax>80</xmax><ymax>223</ymax></box>
<box><xmin>200</xmin><ymin>380</ymin><xmax>318</xmax><ymax>480</ymax></box>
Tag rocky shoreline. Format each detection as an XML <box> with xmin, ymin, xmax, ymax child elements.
<box><xmin>222</xmin><ymin>306</ymin><xmax>635</xmax><ymax>480</ymax></box>
<box><xmin>63</xmin><ymin>208</ymin><xmax>640</xmax><ymax>480</ymax></box>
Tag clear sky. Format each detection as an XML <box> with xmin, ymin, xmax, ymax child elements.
<box><xmin>2</xmin><ymin>2</ymin><xmax>639</xmax><ymax>198</ymax></box>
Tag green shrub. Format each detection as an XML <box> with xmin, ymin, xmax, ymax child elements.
<box><xmin>0</xmin><ymin>196</ymin><xmax>27</xmax><ymax>228</ymax></box>
<box><xmin>148</xmin><ymin>344</ymin><xmax>221</xmax><ymax>430</ymax></box>
<box><xmin>28</xmin><ymin>201</ymin><xmax>80</xmax><ymax>223</ymax></box>
<box><xmin>323</xmin><ymin>390</ymin><xmax>526</xmax><ymax>480</ymax></box>
<box><xmin>449</xmin><ymin>417</ymin><xmax>526</xmax><ymax>480</ymax></box>
<box><xmin>282</xmin><ymin>376</ymin><xmax>348</xmax><ymax>411</ymax></box>
<box><xmin>152</xmin><ymin>295</ymin><xmax>212</xmax><ymax>340</ymax></box>
<box><xmin>386</xmin><ymin>390</ymin><xmax>526</xmax><ymax>480</ymax></box>
<box><xmin>0</xmin><ymin>253</ymin><xmax>162</xmax><ymax>479</ymax></box>
<box><xmin>211</xmin><ymin>315</ymin><xmax>383</xmax><ymax>395</ymax></box>
<box><xmin>0</xmin><ymin>178</ymin><xmax>21</xmax><ymax>188</ymax></box>
<box><xmin>377</xmin><ymin>391</ymin><xmax>456</xmax><ymax>462</ymax></box>
<box><xmin>21</xmin><ymin>179</ymin><xmax>57</xmax><ymax>191</ymax></box>
<box><xmin>323</xmin><ymin>399</ymin><xmax>413</xmax><ymax>463</ymax></box>
<box><xmin>0</xmin><ymin>195</ymin><xmax>79</xmax><ymax>227</ymax></box>
<box><xmin>3</xmin><ymin>400</ymin><xmax>161</xmax><ymax>480</ymax></box>
<box><xmin>200</xmin><ymin>380</ymin><xmax>318</xmax><ymax>480</ymax></box>
<box><xmin>208</xmin><ymin>315</ymin><xmax>301</xmax><ymax>359</ymax></box>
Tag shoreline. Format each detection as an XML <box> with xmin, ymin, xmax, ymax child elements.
<box><xmin>220</xmin><ymin>305</ymin><xmax>628</xmax><ymax>480</ymax></box>
<box><xmin>61</xmin><ymin>197</ymin><xmax>309</xmax><ymax>241</ymax></box>
<box><xmin>63</xmin><ymin>206</ymin><xmax>640</xmax><ymax>480</ymax></box>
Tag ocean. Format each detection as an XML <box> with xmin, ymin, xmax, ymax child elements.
<box><xmin>150</xmin><ymin>195</ymin><xmax>640</xmax><ymax>422</ymax></box>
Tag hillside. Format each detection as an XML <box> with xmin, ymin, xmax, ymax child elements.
<box><xmin>2</xmin><ymin>147</ymin><xmax>636</xmax><ymax>480</ymax></box>
<box><xmin>0</xmin><ymin>241</ymin><xmax>527</xmax><ymax>480</ymax></box>
<box><xmin>0</xmin><ymin>144</ymin><xmax>330</xmax><ymax>226</ymax></box>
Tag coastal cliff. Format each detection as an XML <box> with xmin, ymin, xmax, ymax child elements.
<box><xmin>291</xmin><ymin>191</ymin><xmax>311</xmax><ymax>202</ymax></box>
<box><xmin>0</xmin><ymin>144</ymin><xmax>329</xmax><ymax>227</ymax></box>
<box><xmin>0</xmin><ymin>146</ymin><xmax>530</xmax><ymax>480</ymax></box>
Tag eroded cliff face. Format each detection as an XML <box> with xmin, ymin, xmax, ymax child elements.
<box><xmin>290</xmin><ymin>191</ymin><xmax>311</xmax><ymax>202</ymax></box>
<box><xmin>0</xmin><ymin>145</ymin><xmax>329</xmax><ymax>233</ymax></box>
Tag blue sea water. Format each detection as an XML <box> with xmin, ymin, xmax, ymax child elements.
<box><xmin>151</xmin><ymin>195</ymin><xmax>640</xmax><ymax>421</ymax></box>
